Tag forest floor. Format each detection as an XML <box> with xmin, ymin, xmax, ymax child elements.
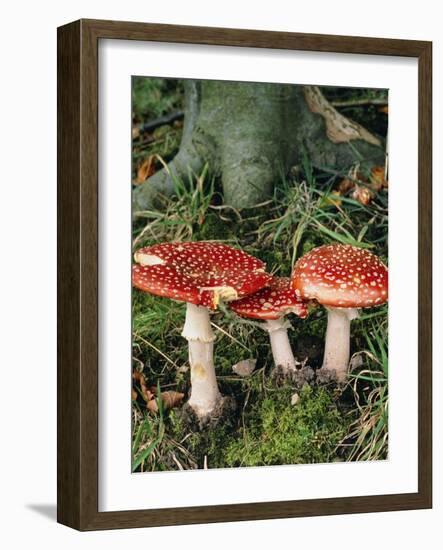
<box><xmin>131</xmin><ymin>78</ymin><xmax>389</xmax><ymax>472</ymax></box>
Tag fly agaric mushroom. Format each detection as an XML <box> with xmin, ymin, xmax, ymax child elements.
<box><xmin>229</xmin><ymin>277</ymin><xmax>308</xmax><ymax>375</ymax></box>
<box><xmin>132</xmin><ymin>241</ymin><xmax>272</xmax><ymax>424</ymax></box>
<box><xmin>291</xmin><ymin>244</ymin><xmax>388</xmax><ymax>382</ymax></box>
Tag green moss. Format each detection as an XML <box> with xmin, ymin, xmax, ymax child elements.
<box><xmin>225</xmin><ymin>385</ymin><xmax>346</xmax><ymax>467</ymax></box>
<box><xmin>132</xmin><ymin>77</ymin><xmax>183</xmax><ymax>120</ymax></box>
<box><xmin>260</xmin><ymin>248</ymin><xmax>291</xmax><ymax>275</ymax></box>
<box><xmin>168</xmin><ymin>409</ymin><xmax>236</xmax><ymax>469</ymax></box>
<box><xmin>199</xmin><ymin>213</ymin><xmax>234</xmax><ymax>241</ymax></box>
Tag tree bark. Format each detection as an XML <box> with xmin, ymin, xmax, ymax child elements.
<box><xmin>133</xmin><ymin>81</ymin><xmax>385</xmax><ymax>211</ymax></box>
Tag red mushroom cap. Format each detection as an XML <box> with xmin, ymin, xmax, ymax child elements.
<box><xmin>291</xmin><ymin>244</ymin><xmax>388</xmax><ymax>308</ymax></box>
<box><xmin>229</xmin><ymin>277</ymin><xmax>308</xmax><ymax>320</ymax></box>
<box><xmin>132</xmin><ymin>242</ymin><xmax>272</xmax><ymax>309</ymax></box>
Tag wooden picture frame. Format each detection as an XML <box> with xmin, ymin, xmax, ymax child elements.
<box><xmin>57</xmin><ymin>19</ymin><xmax>432</xmax><ymax>531</ymax></box>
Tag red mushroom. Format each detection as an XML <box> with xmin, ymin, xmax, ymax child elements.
<box><xmin>229</xmin><ymin>277</ymin><xmax>308</xmax><ymax>375</ymax></box>
<box><xmin>132</xmin><ymin>241</ymin><xmax>272</xmax><ymax>423</ymax></box>
<box><xmin>291</xmin><ymin>244</ymin><xmax>388</xmax><ymax>382</ymax></box>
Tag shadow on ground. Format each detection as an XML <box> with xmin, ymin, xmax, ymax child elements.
<box><xmin>26</xmin><ymin>504</ymin><xmax>57</xmax><ymax>522</ymax></box>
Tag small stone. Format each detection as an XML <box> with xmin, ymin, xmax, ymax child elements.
<box><xmin>291</xmin><ymin>393</ymin><xmax>300</xmax><ymax>406</ymax></box>
<box><xmin>349</xmin><ymin>353</ymin><xmax>364</xmax><ymax>372</ymax></box>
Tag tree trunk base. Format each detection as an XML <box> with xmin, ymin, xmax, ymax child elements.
<box><xmin>133</xmin><ymin>82</ymin><xmax>385</xmax><ymax>212</ymax></box>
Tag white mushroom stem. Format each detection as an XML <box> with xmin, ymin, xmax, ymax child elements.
<box><xmin>265</xmin><ymin>318</ymin><xmax>297</xmax><ymax>373</ymax></box>
<box><xmin>182</xmin><ymin>303</ymin><xmax>221</xmax><ymax>418</ymax></box>
<box><xmin>323</xmin><ymin>307</ymin><xmax>359</xmax><ymax>381</ymax></box>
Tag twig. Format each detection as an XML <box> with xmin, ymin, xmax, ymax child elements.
<box><xmin>210</xmin><ymin>322</ymin><xmax>250</xmax><ymax>351</ymax></box>
<box><xmin>133</xmin><ymin>333</ymin><xmax>177</xmax><ymax>367</ymax></box>
<box><xmin>135</xmin><ymin>111</ymin><xmax>184</xmax><ymax>134</ymax></box>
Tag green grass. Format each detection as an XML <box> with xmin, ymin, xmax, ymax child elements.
<box><xmin>340</xmin><ymin>314</ymin><xmax>388</xmax><ymax>461</ymax></box>
<box><xmin>133</xmin><ymin>163</ymin><xmax>216</xmax><ymax>247</ymax></box>
<box><xmin>131</xmin><ymin>80</ymin><xmax>389</xmax><ymax>471</ymax></box>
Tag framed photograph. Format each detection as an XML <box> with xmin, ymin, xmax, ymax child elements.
<box><xmin>57</xmin><ymin>19</ymin><xmax>432</xmax><ymax>530</ymax></box>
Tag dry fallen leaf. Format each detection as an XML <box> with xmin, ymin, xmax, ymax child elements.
<box><xmin>232</xmin><ymin>359</ymin><xmax>257</xmax><ymax>377</ymax></box>
<box><xmin>162</xmin><ymin>391</ymin><xmax>185</xmax><ymax>409</ymax></box>
<box><xmin>337</xmin><ymin>177</ymin><xmax>355</xmax><ymax>195</ymax></box>
<box><xmin>337</xmin><ymin>164</ymin><xmax>387</xmax><ymax>206</ymax></box>
<box><xmin>370</xmin><ymin>165</ymin><xmax>388</xmax><ymax>190</ymax></box>
<box><xmin>132</xmin><ymin>371</ymin><xmax>150</xmax><ymax>402</ymax></box>
<box><xmin>351</xmin><ymin>184</ymin><xmax>373</xmax><ymax>206</ymax></box>
<box><xmin>146</xmin><ymin>400</ymin><xmax>158</xmax><ymax>413</ymax></box>
<box><xmin>135</xmin><ymin>156</ymin><xmax>156</xmax><ymax>184</ymax></box>
<box><xmin>378</xmin><ymin>105</ymin><xmax>389</xmax><ymax>115</ymax></box>
<box><xmin>304</xmin><ymin>86</ymin><xmax>381</xmax><ymax>146</ymax></box>
<box><xmin>147</xmin><ymin>391</ymin><xmax>185</xmax><ymax>413</ymax></box>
